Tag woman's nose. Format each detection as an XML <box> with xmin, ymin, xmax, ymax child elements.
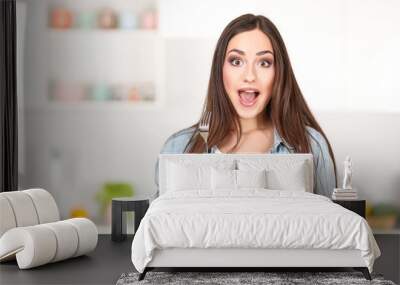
<box><xmin>243</xmin><ymin>65</ymin><xmax>256</xmax><ymax>82</ymax></box>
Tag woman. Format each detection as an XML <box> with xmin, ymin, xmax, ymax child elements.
<box><xmin>155</xmin><ymin>14</ymin><xmax>336</xmax><ymax>198</ymax></box>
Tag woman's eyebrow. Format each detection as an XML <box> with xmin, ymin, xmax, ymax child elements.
<box><xmin>256</xmin><ymin>50</ymin><xmax>273</xmax><ymax>56</ymax></box>
<box><xmin>227</xmin><ymin>48</ymin><xmax>274</xmax><ymax>55</ymax></box>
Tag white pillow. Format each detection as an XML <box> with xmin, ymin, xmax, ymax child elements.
<box><xmin>166</xmin><ymin>162</ymin><xmax>211</xmax><ymax>191</ymax></box>
<box><xmin>211</xmin><ymin>168</ymin><xmax>268</xmax><ymax>190</ymax></box>
<box><xmin>266</xmin><ymin>161</ymin><xmax>308</xmax><ymax>191</ymax></box>
<box><xmin>236</xmin><ymin>169</ymin><xmax>268</xmax><ymax>189</ymax></box>
<box><xmin>211</xmin><ymin>168</ymin><xmax>236</xmax><ymax>190</ymax></box>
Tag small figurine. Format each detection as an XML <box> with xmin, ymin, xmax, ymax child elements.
<box><xmin>342</xmin><ymin>155</ymin><xmax>353</xmax><ymax>190</ymax></box>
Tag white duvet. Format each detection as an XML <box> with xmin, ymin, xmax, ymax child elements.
<box><xmin>131</xmin><ymin>189</ymin><xmax>380</xmax><ymax>273</ymax></box>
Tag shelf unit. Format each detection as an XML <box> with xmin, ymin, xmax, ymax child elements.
<box><xmin>23</xmin><ymin>0</ymin><xmax>165</xmax><ymax>223</ymax></box>
<box><xmin>36</xmin><ymin>0</ymin><xmax>164</xmax><ymax>110</ymax></box>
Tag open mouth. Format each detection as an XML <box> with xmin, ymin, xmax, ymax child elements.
<box><xmin>238</xmin><ymin>89</ymin><xmax>260</xmax><ymax>107</ymax></box>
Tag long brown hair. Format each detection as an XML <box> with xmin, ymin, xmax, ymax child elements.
<box><xmin>183</xmin><ymin>14</ymin><xmax>336</xmax><ymax>180</ymax></box>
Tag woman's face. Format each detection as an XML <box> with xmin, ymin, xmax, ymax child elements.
<box><xmin>222</xmin><ymin>29</ymin><xmax>275</xmax><ymax>120</ymax></box>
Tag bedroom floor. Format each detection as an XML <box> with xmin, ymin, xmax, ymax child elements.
<box><xmin>0</xmin><ymin>235</ymin><xmax>134</xmax><ymax>285</ymax></box>
<box><xmin>0</xmin><ymin>234</ymin><xmax>397</xmax><ymax>285</ymax></box>
<box><xmin>0</xmin><ymin>235</ymin><xmax>360</xmax><ymax>285</ymax></box>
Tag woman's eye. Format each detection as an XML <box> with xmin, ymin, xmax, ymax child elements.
<box><xmin>229</xmin><ymin>57</ymin><xmax>243</xmax><ymax>67</ymax></box>
<box><xmin>260</xmin><ymin>59</ymin><xmax>272</xmax><ymax>67</ymax></box>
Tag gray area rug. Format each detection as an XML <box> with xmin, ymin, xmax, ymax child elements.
<box><xmin>116</xmin><ymin>271</ymin><xmax>396</xmax><ymax>285</ymax></box>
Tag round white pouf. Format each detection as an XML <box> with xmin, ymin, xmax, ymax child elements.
<box><xmin>42</xmin><ymin>220</ymin><xmax>79</xmax><ymax>262</ymax></box>
<box><xmin>0</xmin><ymin>192</ymin><xmax>39</xmax><ymax>227</ymax></box>
<box><xmin>64</xmin><ymin>218</ymin><xmax>98</xmax><ymax>257</ymax></box>
<box><xmin>0</xmin><ymin>218</ymin><xmax>98</xmax><ymax>269</ymax></box>
<box><xmin>0</xmin><ymin>196</ymin><xmax>17</xmax><ymax>237</ymax></box>
<box><xmin>0</xmin><ymin>225</ymin><xmax>57</xmax><ymax>269</ymax></box>
<box><xmin>23</xmin><ymin>188</ymin><xmax>60</xmax><ymax>223</ymax></box>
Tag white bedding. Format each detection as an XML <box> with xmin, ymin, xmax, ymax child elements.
<box><xmin>131</xmin><ymin>189</ymin><xmax>380</xmax><ymax>273</ymax></box>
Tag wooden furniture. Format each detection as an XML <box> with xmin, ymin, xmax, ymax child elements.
<box><xmin>111</xmin><ymin>196</ymin><xmax>149</xmax><ymax>242</ymax></box>
<box><xmin>332</xmin><ymin>199</ymin><xmax>366</xmax><ymax>218</ymax></box>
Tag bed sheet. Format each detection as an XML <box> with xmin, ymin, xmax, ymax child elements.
<box><xmin>131</xmin><ymin>189</ymin><xmax>380</xmax><ymax>273</ymax></box>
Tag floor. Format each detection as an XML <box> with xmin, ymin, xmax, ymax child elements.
<box><xmin>0</xmin><ymin>235</ymin><xmax>134</xmax><ymax>285</ymax></box>
<box><xmin>1</xmin><ymin>234</ymin><xmax>398</xmax><ymax>284</ymax></box>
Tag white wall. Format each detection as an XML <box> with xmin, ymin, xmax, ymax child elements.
<box><xmin>160</xmin><ymin>0</ymin><xmax>400</xmax><ymax>112</ymax></box>
<box><xmin>317</xmin><ymin>112</ymin><xmax>400</xmax><ymax>205</ymax></box>
<box><xmin>23</xmin><ymin>0</ymin><xmax>400</xmax><ymax>220</ymax></box>
<box><xmin>161</xmin><ymin>0</ymin><xmax>400</xmax><ymax>208</ymax></box>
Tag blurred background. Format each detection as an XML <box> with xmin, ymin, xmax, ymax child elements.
<box><xmin>16</xmin><ymin>0</ymin><xmax>400</xmax><ymax>231</ymax></box>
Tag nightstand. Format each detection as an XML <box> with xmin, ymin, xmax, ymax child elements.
<box><xmin>332</xmin><ymin>199</ymin><xmax>366</xmax><ymax>218</ymax></box>
<box><xmin>111</xmin><ymin>196</ymin><xmax>150</xmax><ymax>242</ymax></box>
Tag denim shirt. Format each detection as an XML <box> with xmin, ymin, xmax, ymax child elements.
<box><xmin>154</xmin><ymin>126</ymin><xmax>336</xmax><ymax>198</ymax></box>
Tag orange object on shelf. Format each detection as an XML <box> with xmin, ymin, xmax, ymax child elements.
<box><xmin>70</xmin><ymin>206</ymin><xmax>89</xmax><ymax>218</ymax></box>
<box><xmin>50</xmin><ymin>8</ymin><xmax>73</xmax><ymax>29</ymax></box>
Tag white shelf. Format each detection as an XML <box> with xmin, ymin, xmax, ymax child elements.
<box><xmin>43</xmin><ymin>20</ymin><xmax>165</xmax><ymax>109</ymax></box>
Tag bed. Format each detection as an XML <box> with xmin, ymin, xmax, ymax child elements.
<box><xmin>131</xmin><ymin>154</ymin><xmax>381</xmax><ymax>281</ymax></box>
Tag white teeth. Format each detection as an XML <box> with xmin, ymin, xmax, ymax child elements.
<box><xmin>239</xmin><ymin>90</ymin><xmax>259</xmax><ymax>95</ymax></box>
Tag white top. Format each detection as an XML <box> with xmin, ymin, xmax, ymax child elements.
<box><xmin>211</xmin><ymin>145</ymin><xmax>222</xmax><ymax>154</ymax></box>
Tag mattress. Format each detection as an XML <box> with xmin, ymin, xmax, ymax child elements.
<box><xmin>131</xmin><ymin>189</ymin><xmax>380</xmax><ymax>273</ymax></box>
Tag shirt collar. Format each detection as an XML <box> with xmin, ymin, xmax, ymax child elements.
<box><xmin>211</xmin><ymin>127</ymin><xmax>294</xmax><ymax>153</ymax></box>
<box><xmin>272</xmin><ymin>127</ymin><xmax>294</xmax><ymax>152</ymax></box>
